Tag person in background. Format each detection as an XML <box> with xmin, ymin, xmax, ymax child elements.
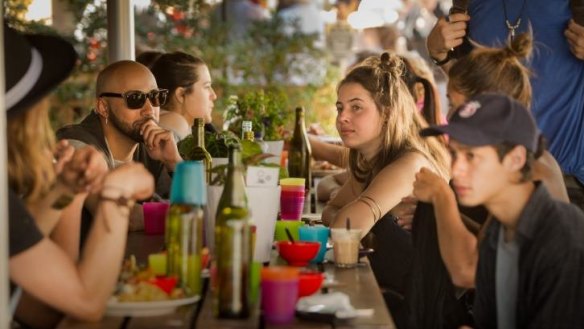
<box><xmin>218</xmin><ymin>0</ymin><xmax>270</xmax><ymax>39</ymax></box>
<box><xmin>446</xmin><ymin>32</ymin><xmax>568</xmax><ymax>202</ymax></box>
<box><xmin>135</xmin><ymin>50</ymin><xmax>163</xmax><ymax>69</ymax></box>
<box><xmin>426</xmin><ymin>0</ymin><xmax>584</xmax><ymax>210</ymax></box>
<box><xmin>57</xmin><ymin>61</ymin><xmax>182</xmax><ymax>233</ymax></box>
<box><xmin>277</xmin><ymin>0</ymin><xmax>325</xmax><ymax>46</ymax></box>
<box><xmin>5</xmin><ymin>25</ymin><xmax>154</xmax><ymax>328</ymax></box>
<box><xmin>419</xmin><ymin>93</ymin><xmax>584</xmax><ymax>328</ymax></box>
<box><xmin>150</xmin><ymin>51</ymin><xmax>217</xmax><ymax>140</ymax></box>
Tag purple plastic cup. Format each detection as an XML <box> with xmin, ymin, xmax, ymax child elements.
<box><xmin>261</xmin><ymin>267</ymin><xmax>299</xmax><ymax>324</ymax></box>
<box><xmin>143</xmin><ymin>202</ymin><xmax>169</xmax><ymax>235</ymax></box>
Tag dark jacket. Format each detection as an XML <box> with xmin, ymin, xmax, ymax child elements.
<box><xmin>475</xmin><ymin>183</ymin><xmax>584</xmax><ymax>328</ymax></box>
<box><xmin>56</xmin><ymin>111</ymin><xmax>171</xmax><ymax>198</ymax></box>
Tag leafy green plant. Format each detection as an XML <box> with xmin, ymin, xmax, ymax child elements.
<box><xmin>178</xmin><ymin>130</ymin><xmax>285</xmax><ymax>185</ymax></box>
<box><xmin>9</xmin><ymin>1</ymin><xmax>338</xmax><ymax>135</ymax></box>
<box><xmin>223</xmin><ymin>90</ymin><xmax>291</xmax><ymax>141</ymax></box>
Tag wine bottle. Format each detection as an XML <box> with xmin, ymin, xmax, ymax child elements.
<box><xmin>191</xmin><ymin>118</ymin><xmax>213</xmax><ymax>183</ymax></box>
<box><xmin>241</xmin><ymin>121</ymin><xmax>254</xmax><ymax>142</ymax></box>
<box><xmin>288</xmin><ymin>106</ymin><xmax>312</xmax><ymax>193</ymax></box>
<box><xmin>212</xmin><ymin>145</ymin><xmax>252</xmax><ymax>318</ymax></box>
<box><xmin>165</xmin><ymin>161</ymin><xmax>206</xmax><ymax>297</ymax></box>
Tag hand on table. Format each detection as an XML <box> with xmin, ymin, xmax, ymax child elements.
<box><xmin>389</xmin><ymin>196</ymin><xmax>417</xmax><ymax>231</ymax></box>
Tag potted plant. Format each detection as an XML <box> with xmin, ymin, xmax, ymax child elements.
<box><xmin>178</xmin><ymin>130</ymin><xmax>285</xmax><ymax>185</ymax></box>
<box><xmin>179</xmin><ymin>129</ymin><xmax>284</xmax><ymax>263</ymax></box>
<box><xmin>223</xmin><ymin>90</ymin><xmax>292</xmax><ymax>164</ymax></box>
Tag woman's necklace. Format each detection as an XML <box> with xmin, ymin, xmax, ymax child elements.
<box><xmin>501</xmin><ymin>0</ymin><xmax>528</xmax><ymax>40</ymax></box>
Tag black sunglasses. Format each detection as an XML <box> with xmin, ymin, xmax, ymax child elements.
<box><xmin>99</xmin><ymin>89</ymin><xmax>169</xmax><ymax>109</ymax></box>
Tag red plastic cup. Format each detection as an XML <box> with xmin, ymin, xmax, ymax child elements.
<box><xmin>143</xmin><ymin>202</ymin><xmax>169</xmax><ymax>235</ymax></box>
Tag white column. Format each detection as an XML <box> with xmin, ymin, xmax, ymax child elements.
<box><xmin>0</xmin><ymin>19</ymin><xmax>11</xmax><ymax>329</ymax></box>
<box><xmin>107</xmin><ymin>0</ymin><xmax>135</xmax><ymax>63</ymax></box>
<box><xmin>52</xmin><ymin>0</ymin><xmax>76</xmax><ymax>35</ymax></box>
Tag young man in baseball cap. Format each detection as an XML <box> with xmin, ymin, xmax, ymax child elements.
<box><xmin>414</xmin><ymin>93</ymin><xmax>584</xmax><ymax>327</ymax></box>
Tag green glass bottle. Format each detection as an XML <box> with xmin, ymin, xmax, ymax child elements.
<box><xmin>165</xmin><ymin>161</ymin><xmax>206</xmax><ymax>297</ymax></box>
<box><xmin>287</xmin><ymin>106</ymin><xmax>312</xmax><ymax>192</ymax></box>
<box><xmin>212</xmin><ymin>145</ymin><xmax>252</xmax><ymax>319</ymax></box>
<box><xmin>191</xmin><ymin>118</ymin><xmax>212</xmax><ymax>183</ymax></box>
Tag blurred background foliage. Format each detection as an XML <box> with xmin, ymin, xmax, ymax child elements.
<box><xmin>4</xmin><ymin>0</ymin><xmax>339</xmax><ymax>136</ymax></box>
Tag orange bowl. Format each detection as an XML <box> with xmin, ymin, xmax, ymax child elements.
<box><xmin>277</xmin><ymin>241</ymin><xmax>320</xmax><ymax>267</ymax></box>
<box><xmin>298</xmin><ymin>270</ymin><xmax>324</xmax><ymax>297</ymax></box>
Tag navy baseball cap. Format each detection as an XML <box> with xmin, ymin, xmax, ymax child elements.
<box><xmin>420</xmin><ymin>93</ymin><xmax>540</xmax><ymax>152</ymax></box>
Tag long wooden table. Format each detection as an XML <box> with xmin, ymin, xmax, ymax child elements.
<box><xmin>58</xmin><ymin>231</ymin><xmax>394</xmax><ymax>329</ymax></box>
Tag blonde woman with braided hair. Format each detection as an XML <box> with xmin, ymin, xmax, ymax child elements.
<box><xmin>322</xmin><ymin>52</ymin><xmax>450</xmax><ymax>327</ymax></box>
<box><xmin>323</xmin><ymin>52</ymin><xmax>449</xmax><ymax>232</ymax></box>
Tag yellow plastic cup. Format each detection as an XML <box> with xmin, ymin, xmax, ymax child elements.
<box><xmin>148</xmin><ymin>252</ymin><xmax>167</xmax><ymax>276</ymax></box>
<box><xmin>280</xmin><ymin>178</ymin><xmax>305</xmax><ymax>187</ymax></box>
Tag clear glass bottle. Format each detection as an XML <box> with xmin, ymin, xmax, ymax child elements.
<box><xmin>190</xmin><ymin>118</ymin><xmax>213</xmax><ymax>183</ymax></box>
<box><xmin>212</xmin><ymin>145</ymin><xmax>252</xmax><ymax>318</ymax></box>
<box><xmin>165</xmin><ymin>161</ymin><xmax>206</xmax><ymax>297</ymax></box>
<box><xmin>287</xmin><ymin>106</ymin><xmax>312</xmax><ymax>193</ymax></box>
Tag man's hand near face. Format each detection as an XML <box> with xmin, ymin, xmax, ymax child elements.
<box><xmin>140</xmin><ymin>120</ymin><xmax>182</xmax><ymax>172</ymax></box>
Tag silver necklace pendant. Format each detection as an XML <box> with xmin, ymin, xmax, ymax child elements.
<box><xmin>505</xmin><ymin>18</ymin><xmax>522</xmax><ymax>40</ymax></box>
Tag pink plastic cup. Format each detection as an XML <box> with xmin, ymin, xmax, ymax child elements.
<box><xmin>261</xmin><ymin>267</ymin><xmax>299</xmax><ymax>324</ymax></box>
<box><xmin>280</xmin><ymin>189</ymin><xmax>305</xmax><ymax>220</ymax></box>
<box><xmin>143</xmin><ymin>202</ymin><xmax>169</xmax><ymax>235</ymax></box>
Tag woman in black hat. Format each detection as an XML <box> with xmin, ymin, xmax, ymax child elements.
<box><xmin>5</xmin><ymin>25</ymin><xmax>155</xmax><ymax>326</ymax></box>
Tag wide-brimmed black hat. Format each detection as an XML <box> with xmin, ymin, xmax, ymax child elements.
<box><xmin>420</xmin><ymin>93</ymin><xmax>540</xmax><ymax>152</ymax></box>
<box><xmin>4</xmin><ymin>23</ymin><xmax>78</xmax><ymax>118</ymax></box>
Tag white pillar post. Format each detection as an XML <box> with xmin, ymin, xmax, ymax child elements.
<box><xmin>107</xmin><ymin>0</ymin><xmax>135</xmax><ymax>63</ymax></box>
<box><xmin>0</xmin><ymin>18</ymin><xmax>11</xmax><ymax>329</ymax></box>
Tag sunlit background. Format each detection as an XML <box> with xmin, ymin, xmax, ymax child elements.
<box><xmin>25</xmin><ymin>0</ymin><xmax>425</xmax><ymax>29</ymax></box>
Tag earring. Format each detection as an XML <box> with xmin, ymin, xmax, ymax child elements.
<box><xmin>105</xmin><ymin>116</ymin><xmax>108</xmax><ymax>125</ymax></box>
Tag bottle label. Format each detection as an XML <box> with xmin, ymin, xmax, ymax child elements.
<box><xmin>227</xmin><ymin>219</ymin><xmax>244</xmax><ymax>312</ymax></box>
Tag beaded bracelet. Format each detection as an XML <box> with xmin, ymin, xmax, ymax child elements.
<box><xmin>99</xmin><ymin>185</ymin><xmax>135</xmax><ymax>232</ymax></box>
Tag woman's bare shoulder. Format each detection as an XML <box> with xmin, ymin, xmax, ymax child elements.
<box><xmin>159</xmin><ymin>111</ymin><xmax>190</xmax><ymax>139</ymax></box>
<box><xmin>385</xmin><ymin>151</ymin><xmax>432</xmax><ymax>170</ymax></box>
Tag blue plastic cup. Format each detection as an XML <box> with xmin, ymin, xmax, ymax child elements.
<box><xmin>298</xmin><ymin>225</ymin><xmax>330</xmax><ymax>263</ymax></box>
<box><xmin>170</xmin><ymin>161</ymin><xmax>206</xmax><ymax>205</ymax></box>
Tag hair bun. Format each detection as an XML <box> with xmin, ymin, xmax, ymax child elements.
<box><xmin>504</xmin><ymin>32</ymin><xmax>533</xmax><ymax>59</ymax></box>
<box><xmin>379</xmin><ymin>52</ymin><xmax>403</xmax><ymax>76</ymax></box>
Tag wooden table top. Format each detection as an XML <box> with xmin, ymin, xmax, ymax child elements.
<box><xmin>58</xmin><ymin>229</ymin><xmax>394</xmax><ymax>329</ymax></box>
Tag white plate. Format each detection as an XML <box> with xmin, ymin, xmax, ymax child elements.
<box><xmin>105</xmin><ymin>295</ymin><xmax>200</xmax><ymax>317</ymax></box>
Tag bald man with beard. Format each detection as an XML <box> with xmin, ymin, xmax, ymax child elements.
<box><xmin>57</xmin><ymin>60</ymin><xmax>182</xmax><ymax>233</ymax></box>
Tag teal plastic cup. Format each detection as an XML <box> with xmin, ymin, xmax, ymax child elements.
<box><xmin>298</xmin><ymin>225</ymin><xmax>330</xmax><ymax>263</ymax></box>
<box><xmin>170</xmin><ymin>161</ymin><xmax>206</xmax><ymax>205</ymax></box>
